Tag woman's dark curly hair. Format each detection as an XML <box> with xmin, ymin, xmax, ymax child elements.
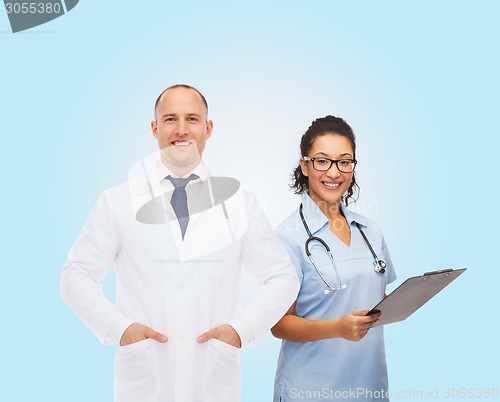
<box><xmin>291</xmin><ymin>115</ymin><xmax>359</xmax><ymax>205</ymax></box>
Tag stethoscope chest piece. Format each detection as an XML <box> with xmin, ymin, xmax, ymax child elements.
<box><xmin>373</xmin><ymin>259</ymin><xmax>387</xmax><ymax>274</ymax></box>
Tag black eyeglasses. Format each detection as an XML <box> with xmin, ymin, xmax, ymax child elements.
<box><xmin>303</xmin><ymin>156</ymin><xmax>357</xmax><ymax>173</ymax></box>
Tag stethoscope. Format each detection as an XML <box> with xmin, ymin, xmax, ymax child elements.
<box><xmin>299</xmin><ymin>203</ymin><xmax>387</xmax><ymax>295</ymax></box>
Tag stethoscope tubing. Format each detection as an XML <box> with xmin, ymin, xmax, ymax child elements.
<box><xmin>299</xmin><ymin>203</ymin><xmax>386</xmax><ymax>294</ymax></box>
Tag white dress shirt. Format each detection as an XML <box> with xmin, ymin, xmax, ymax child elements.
<box><xmin>60</xmin><ymin>159</ymin><xmax>299</xmax><ymax>402</ymax></box>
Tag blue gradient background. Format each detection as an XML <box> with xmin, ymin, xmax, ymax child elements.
<box><xmin>1</xmin><ymin>1</ymin><xmax>498</xmax><ymax>400</ymax></box>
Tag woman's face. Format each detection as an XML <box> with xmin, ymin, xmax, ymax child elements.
<box><xmin>300</xmin><ymin>133</ymin><xmax>355</xmax><ymax>208</ymax></box>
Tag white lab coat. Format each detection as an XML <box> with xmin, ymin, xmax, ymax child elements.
<box><xmin>60</xmin><ymin>160</ymin><xmax>299</xmax><ymax>402</ymax></box>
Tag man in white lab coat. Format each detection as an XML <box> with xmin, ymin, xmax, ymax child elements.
<box><xmin>60</xmin><ymin>84</ymin><xmax>300</xmax><ymax>402</ymax></box>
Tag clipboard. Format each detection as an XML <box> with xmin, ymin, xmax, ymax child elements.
<box><xmin>368</xmin><ymin>268</ymin><xmax>466</xmax><ymax>326</ymax></box>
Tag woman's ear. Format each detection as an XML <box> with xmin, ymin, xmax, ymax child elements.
<box><xmin>300</xmin><ymin>158</ymin><xmax>309</xmax><ymax>177</ymax></box>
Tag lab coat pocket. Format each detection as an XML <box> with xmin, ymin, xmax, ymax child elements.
<box><xmin>210</xmin><ymin>338</ymin><xmax>240</xmax><ymax>356</ymax></box>
<box><xmin>118</xmin><ymin>337</ymin><xmax>154</xmax><ymax>352</ymax></box>
<box><xmin>114</xmin><ymin>339</ymin><xmax>159</xmax><ymax>402</ymax></box>
<box><xmin>203</xmin><ymin>339</ymin><xmax>241</xmax><ymax>402</ymax></box>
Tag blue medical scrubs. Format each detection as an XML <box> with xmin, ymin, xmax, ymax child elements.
<box><xmin>274</xmin><ymin>194</ymin><xmax>396</xmax><ymax>402</ymax></box>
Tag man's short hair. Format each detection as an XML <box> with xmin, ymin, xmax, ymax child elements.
<box><xmin>154</xmin><ymin>84</ymin><xmax>209</xmax><ymax>121</ymax></box>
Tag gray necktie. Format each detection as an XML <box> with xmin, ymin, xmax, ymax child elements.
<box><xmin>166</xmin><ymin>174</ymin><xmax>198</xmax><ymax>240</ymax></box>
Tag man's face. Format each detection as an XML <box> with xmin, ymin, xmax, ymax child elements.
<box><xmin>151</xmin><ymin>87</ymin><xmax>213</xmax><ymax>171</ymax></box>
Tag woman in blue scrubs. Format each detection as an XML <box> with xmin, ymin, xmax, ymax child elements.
<box><xmin>272</xmin><ymin>116</ymin><xmax>396</xmax><ymax>402</ymax></box>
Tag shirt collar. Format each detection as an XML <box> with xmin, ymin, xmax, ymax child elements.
<box><xmin>342</xmin><ymin>203</ymin><xmax>367</xmax><ymax>228</ymax></box>
<box><xmin>301</xmin><ymin>192</ymin><xmax>367</xmax><ymax>235</ymax></box>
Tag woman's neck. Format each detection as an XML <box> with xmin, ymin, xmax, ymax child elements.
<box><xmin>310</xmin><ymin>194</ymin><xmax>344</xmax><ymax>221</ymax></box>
<box><xmin>310</xmin><ymin>194</ymin><xmax>351</xmax><ymax>245</ymax></box>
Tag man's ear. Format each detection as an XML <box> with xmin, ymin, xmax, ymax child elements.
<box><xmin>206</xmin><ymin>120</ymin><xmax>213</xmax><ymax>139</ymax></box>
<box><xmin>151</xmin><ymin>120</ymin><xmax>158</xmax><ymax>138</ymax></box>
